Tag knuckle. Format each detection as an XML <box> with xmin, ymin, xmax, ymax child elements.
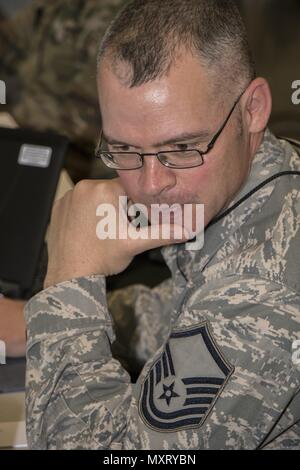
<box><xmin>74</xmin><ymin>179</ymin><xmax>91</xmax><ymax>195</ymax></box>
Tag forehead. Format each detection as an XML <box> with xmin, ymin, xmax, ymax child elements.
<box><xmin>97</xmin><ymin>55</ymin><xmax>216</xmax><ymax>143</ymax></box>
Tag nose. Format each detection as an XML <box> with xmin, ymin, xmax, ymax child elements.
<box><xmin>139</xmin><ymin>155</ymin><xmax>176</xmax><ymax>198</ymax></box>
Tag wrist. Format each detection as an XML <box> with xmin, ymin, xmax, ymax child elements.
<box><xmin>44</xmin><ymin>267</ymin><xmax>105</xmax><ymax>289</ymax></box>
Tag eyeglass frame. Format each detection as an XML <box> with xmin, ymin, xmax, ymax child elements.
<box><xmin>95</xmin><ymin>82</ymin><xmax>250</xmax><ymax>170</ymax></box>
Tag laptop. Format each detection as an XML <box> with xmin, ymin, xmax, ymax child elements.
<box><xmin>0</xmin><ymin>126</ymin><xmax>68</xmax><ymax>300</ymax></box>
<box><xmin>0</xmin><ymin>127</ymin><xmax>68</xmax><ymax>447</ymax></box>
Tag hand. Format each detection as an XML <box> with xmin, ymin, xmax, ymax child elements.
<box><xmin>44</xmin><ymin>178</ymin><xmax>189</xmax><ymax>288</ymax></box>
<box><xmin>0</xmin><ymin>296</ymin><xmax>26</xmax><ymax>358</ymax></box>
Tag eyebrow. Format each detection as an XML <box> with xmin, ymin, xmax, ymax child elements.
<box><xmin>102</xmin><ymin>130</ymin><xmax>212</xmax><ymax>148</ymax></box>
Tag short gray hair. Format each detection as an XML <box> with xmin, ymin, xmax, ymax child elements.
<box><xmin>97</xmin><ymin>0</ymin><xmax>255</xmax><ymax>93</ymax></box>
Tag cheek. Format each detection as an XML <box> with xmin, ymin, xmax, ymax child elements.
<box><xmin>177</xmin><ymin>152</ymin><xmax>234</xmax><ymax>205</ymax></box>
<box><xmin>178</xmin><ymin>165</ymin><xmax>214</xmax><ymax>195</ymax></box>
<box><xmin>202</xmin><ymin>140</ymin><xmax>249</xmax><ymax>210</ymax></box>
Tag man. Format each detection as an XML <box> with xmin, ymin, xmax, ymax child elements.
<box><xmin>25</xmin><ymin>0</ymin><xmax>300</xmax><ymax>449</ymax></box>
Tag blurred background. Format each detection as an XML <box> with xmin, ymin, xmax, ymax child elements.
<box><xmin>0</xmin><ymin>0</ymin><xmax>299</xmax><ymax>290</ymax></box>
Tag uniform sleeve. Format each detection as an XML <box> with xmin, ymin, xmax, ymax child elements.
<box><xmin>24</xmin><ymin>274</ymin><xmax>174</xmax><ymax>449</ymax></box>
<box><xmin>25</xmin><ymin>273</ymin><xmax>300</xmax><ymax>449</ymax></box>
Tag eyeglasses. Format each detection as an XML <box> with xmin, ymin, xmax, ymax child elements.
<box><xmin>95</xmin><ymin>84</ymin><xmax>249</xmax><ymax>170</ymax></box>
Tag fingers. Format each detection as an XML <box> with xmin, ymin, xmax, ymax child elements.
<box><xmin>128</xmin><ymin>223</ymin><xmax>191</xmax><ymax>255</ymax></box>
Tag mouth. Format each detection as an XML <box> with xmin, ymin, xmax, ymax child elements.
<box><xmin>128</xmin><ymin>199</ymin><xmax>203</xmax><ymax>235</ymax></box>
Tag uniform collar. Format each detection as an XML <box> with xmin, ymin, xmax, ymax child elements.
<box><xmin>163</xmin><ymin>129</ymin><xmax>287</xmax><ymax>283</ymax></box>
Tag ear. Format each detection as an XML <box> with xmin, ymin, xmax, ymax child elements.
<box><xmin>242</xmin><ymin>78</ymin><xmax>272</xmax><ymax>134</ymax></box>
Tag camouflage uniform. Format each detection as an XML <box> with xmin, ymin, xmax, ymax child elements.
<box><xmin>25</xmin><ymin>130</ymin><xmax>300</xmax><ymax>449</ymax></box>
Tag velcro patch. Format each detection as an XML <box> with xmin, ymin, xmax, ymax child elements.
<box><xmin>139</xmin><ymin>322</ymin><xmax>234</xmax><ymax>432</ymax></box>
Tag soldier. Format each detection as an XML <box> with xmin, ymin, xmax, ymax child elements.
<box><xmin>25</xmin><ymin>0</ymin><xmax>300</xmax><ymax>449</ymax></box>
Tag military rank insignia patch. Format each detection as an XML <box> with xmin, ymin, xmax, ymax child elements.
<box><xmin>139</xmin><ymin>322</ymin><xmax>234</xmax><ymax>432</ymax></box>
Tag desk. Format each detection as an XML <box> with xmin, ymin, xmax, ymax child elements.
<box><xmin>0</xmin><ymin>392</ymin><xmax>26</xmax><ymax>449</ymax></box>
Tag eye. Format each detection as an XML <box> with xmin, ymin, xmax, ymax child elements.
<box><xmin>175</xmin><ymin>143</ymin><xmax>191</xmax><ymax>151</ymax></box>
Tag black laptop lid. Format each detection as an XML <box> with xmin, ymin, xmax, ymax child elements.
<box><xmin>0</xmin><ymin>127</ymin><xmax>68</xmax><ymax>298</ymax></box>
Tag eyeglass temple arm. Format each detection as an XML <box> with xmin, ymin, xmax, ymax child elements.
<box><xmin>205</xmin><ymin>97</ymin><xmax>241</xmax><ymax>154</ymax></box>
<box><xmin>204</xmin><ymin>84</ymin><xmax>249</xmax><ymax>154</ymax></box>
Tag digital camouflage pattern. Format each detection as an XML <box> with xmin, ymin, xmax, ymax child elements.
<box><xmin>25</xmin><ymin>130</ymin><xmax>300</xmax><ymax>449</ymax></box>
